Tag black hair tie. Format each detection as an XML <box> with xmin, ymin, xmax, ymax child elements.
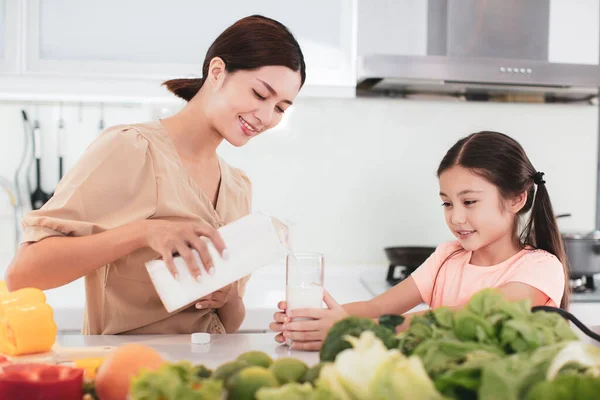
<box><xmin>532</xmin><ymin>171</ymin><xmax>546</xmax><ymax>185</ymax></box>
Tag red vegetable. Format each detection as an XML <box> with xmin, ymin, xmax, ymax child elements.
<box><xmin>0</xmin><ymin>363</ymin><xmax>83</xmax><ymax>400</ymax></box>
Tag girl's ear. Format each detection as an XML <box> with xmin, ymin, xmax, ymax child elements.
<box><xmin>509</xmin><ymin>191</ymin><xmax>528</xmax><ymax>214</ymax></box>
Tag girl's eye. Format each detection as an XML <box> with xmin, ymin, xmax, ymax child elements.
<box><xmin>253</xmin><ymin>90</ymin><xmax>266</xmax><ymax>100</ymax></box>
<box><xmin>441</xmin><ymin>202</ymin><xmax>451</xmax><ymax>208</ymax></box>
<box><xmin>276</xmin><ymin>106</ymin><xmax>285</xmax><ymax>114</ymax></box>
<box><xmin>464</xmin><ymin>200</ymin><xmax>478</xmax><ymax>206</ymax></box>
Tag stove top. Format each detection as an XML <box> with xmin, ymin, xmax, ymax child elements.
<box><xmin>570</xmin><ymin>275</ymin><xmax>596</xmax><ymax>294</ymax></box>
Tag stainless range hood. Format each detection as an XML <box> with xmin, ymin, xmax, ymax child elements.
<box><xmin>356</xmin><ymin>0</ymin><xmax>600</xmax><ymax>102</ymax></box>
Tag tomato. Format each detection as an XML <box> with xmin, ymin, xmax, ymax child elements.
<box><xmin>0</xmin><ymin>363</ymin><xmax>83</xmax><ymax>400</ymax></box>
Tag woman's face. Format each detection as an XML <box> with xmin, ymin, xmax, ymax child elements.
<box><xmin>205</xmin><ymin>61</ymin><xmax>302</xmax><ymax>147</ymax></box>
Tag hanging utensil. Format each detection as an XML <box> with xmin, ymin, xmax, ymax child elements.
<box><xmin>57</xmin><ymin>104</ymin><xmax>65</xmax><ymax>181</ymax></box>
<box><xmin>49</xmin><ymin>107</ymin><xmax>65</xmax><ymax>199</ymax></box>
<box><xmin>30</xmin><ymin>119</ymin><xmax>50</xmax><ymax>210</ymax></box>
<box><xmin>16</xmin><ymin>110</ymin><xmax>33</xmax><ymax>210</ymax></box>
<box><xmin>98</xmin><ymin>103</ymin><xmax>105</xmax><ymax>135</ymax></box>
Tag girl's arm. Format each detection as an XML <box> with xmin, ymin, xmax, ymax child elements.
<box><xmin>345</xmin><ymin>276</ymin><xmax>424</xmax><ymax>317</ymax></box>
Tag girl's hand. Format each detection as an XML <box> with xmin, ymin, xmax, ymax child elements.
<box><xmin>269</xmin><ymin>301</ymin><xmax>288</xmax><ymax>336</ymax></box>
<box><xmin>271</xmin><ymin>290</ymin><xmax>347</xmax><ymax>351</ymax></box>
<box><xmin>142</xmin><ymin>219</ymin><xmax>227</xmax><ymax>280</ymax></box>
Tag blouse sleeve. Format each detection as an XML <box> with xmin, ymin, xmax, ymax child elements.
<box><xmin>21</xmin><ymin>126</ymin><xmax>157</xmax><ymax>243</ymax></box>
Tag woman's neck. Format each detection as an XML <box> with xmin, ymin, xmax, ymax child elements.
<box><xmin>470</xmin><ymin>233</ymin><xmax>522</xmax><ymax>266</ymax></box>
<box><xmin>161</xmin><ymin>95</ymin><xmax>223</xmax><ymax>161</ymax></box>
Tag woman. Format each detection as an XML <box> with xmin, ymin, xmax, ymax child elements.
<box><xmin>5</xmin><ymin>15</ymin><xmax>306</xmax><ymax>335</ymax></box>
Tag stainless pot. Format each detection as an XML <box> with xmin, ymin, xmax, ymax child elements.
<box><xmin>562</xmin><ymin>230</ymin><xmax>600</xmax><ymax>277</ymax></box>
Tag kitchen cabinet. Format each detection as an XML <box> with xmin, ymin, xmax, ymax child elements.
<box><xmin>0</xmin><ymin>0</ymin><xmax>19</xmax><ymax>74</ymax></box>
<box><xmin>357</xmin><ymin>0</ymin><xmax>599</xmax><ymax>66</ymax></box>
<box><xmin>18</xmin><ymin>0</ymin><xmax>356</xmax><ymax>99</ymax></box>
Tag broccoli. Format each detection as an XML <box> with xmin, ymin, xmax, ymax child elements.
<box><xmin>319</xmin><ymin>316</ymin><xmax>399</xmax><ymax>362</ymax></box>
<box><xmin>194</xmin><ymin>364</ymin><xmax>212</xmax><ymax>379</ymax></box>
<box><xmin>378</xmin><ymin>314</ymin><xmax>405</xmax><ymax>332</ymax></box>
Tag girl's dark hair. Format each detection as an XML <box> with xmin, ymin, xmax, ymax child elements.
<box><xmin>163</xmin><ymin>15</ymin><xmax>306</xmax><ymax>101</ymax></box>
<box><xmin>433</xmin><ymin>131</ymin><xmax>569</xmax><ymax>308</ymax></box>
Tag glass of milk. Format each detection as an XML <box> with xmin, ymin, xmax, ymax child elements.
<box><xmin>286</xmin><ymin>252</ymin><xmax>324</xmax><ymax>334</ymax></box>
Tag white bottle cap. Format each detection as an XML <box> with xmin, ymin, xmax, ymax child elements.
<box><xmin>191</xmin><ymin>332</ymin><xmax>211</xmax><ymax>345</ymax></box>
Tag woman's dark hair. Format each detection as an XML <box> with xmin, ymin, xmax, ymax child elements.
<box><xmin>433</xmin><ymin>131</ymin><xmax>569</xmax><ymax>308</ymax></box>
<box><xmin>163</xmin><ymin>15</ymin><xmax>306</xmax><ymax>101</ymax></box>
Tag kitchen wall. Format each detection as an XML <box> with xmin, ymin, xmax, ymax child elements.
<box><xmin>0</xmin><ymin>97</ymin><xmax>598</xmax><ymax>275</ymax></box>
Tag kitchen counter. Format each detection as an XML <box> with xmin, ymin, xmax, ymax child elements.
<box><xmin>56</xmin><ymin>333</ymin><xmax>319</xmax><ymax>368</ymax></box>
<box><xmin>56</xmin><ymin>324</ymin><xmax>600</xmax><ymax>369</ymax></box>
<box><xmin>44</xmin><ymin>264</ymin><xmax>379</xmax><ymax>333</ymax></box>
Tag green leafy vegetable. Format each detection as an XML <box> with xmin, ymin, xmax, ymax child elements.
<box><xmin>319</xmin><ymin>316</ymin><xmax>399</xmax><ymax>362</ymax></box>
<box><xmin>378</xmin><ymin>314</ymin><xmax>405</xmax><ymax>332</ymax></box>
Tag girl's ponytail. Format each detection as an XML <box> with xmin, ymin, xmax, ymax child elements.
<box><xmin>522</xmin><ymin>172</ymin><xmax>570</xmax><ymax>308</ymax></box>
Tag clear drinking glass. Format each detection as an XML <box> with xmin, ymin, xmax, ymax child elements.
<box><xmin>286</xmin><ymin>253</ymin><xmax>324</xmax><ymax>324</ymax></box>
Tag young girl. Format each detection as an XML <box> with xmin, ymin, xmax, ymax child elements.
<box><xmin>270</xmin><ymin>131</ymin><xmax>569</xmax><ymax>351</ymax></box>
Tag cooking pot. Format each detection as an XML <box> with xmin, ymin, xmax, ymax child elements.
<box><xmin>556</xmin><ymin>213</ymin><xmax>600</xmax><ymax>277</ymax></box>
<box><xmin>562</xmin><ymin>230</ymin><xmax>600</xmax><ymax>277</ymax></box>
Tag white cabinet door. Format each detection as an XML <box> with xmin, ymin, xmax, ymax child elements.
<box><xmin>24</xmin><ymin>0</ymin><xmax>356</xmax><ymax>97</ymax></box>
<box><xmin>0</xmin><ymin>0</ymin><xmax>20</xmax><ymax>74</ymax></box>
<box><xmin>549</xmin><ymin>0</ymin><xmax>600</xmax><ymax>65</ymax></box>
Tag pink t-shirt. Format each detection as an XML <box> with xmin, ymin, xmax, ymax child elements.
<box><xmin>411</xmin><ymin>241</ymin><xmax>565</xmax><ymax>308</ymax></box>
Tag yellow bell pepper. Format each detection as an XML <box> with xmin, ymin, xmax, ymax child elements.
<box><xmin>74</xmin><ymin>357</ymin><xmax>104</xmax><ymax>380</ymax></box>
<box><xmin>0</xmin><ymin>288</ymin><xmax>57</xmax><ymax>356</ymax></box>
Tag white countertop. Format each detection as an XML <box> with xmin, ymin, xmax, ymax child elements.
<box><xmin>55</xmin><ymin>328</ymin><xmax>600</xmax><ymax>371</ymax></box>
<box><xmin>38</xmin><ymin>262</ymin><xmax>600</xmax><ymax>333</ymax></box>
<box><xmin>57</xmin><ymin>333</ymin><xmax>319</xmax><ymax>368</ymax></box>
<box><xmin>44</xmin><ymin>263</ymin><xmax>383</xmax><ymax>333</ymax></box>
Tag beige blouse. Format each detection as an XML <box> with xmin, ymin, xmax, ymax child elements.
<box><xmin>20</xmin><ymin>121</ymin><xmax>252</xmax><ymax>335</ymax></box>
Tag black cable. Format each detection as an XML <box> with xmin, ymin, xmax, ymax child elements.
<box><xmin>531</xmin><ymin>305</ymin><xmax>600</xmax><ymax>343</ymax></box>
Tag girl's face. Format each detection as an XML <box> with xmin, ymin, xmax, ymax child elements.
<box><xmin>439</xmin><ymin>165</ymin><xmax>525</xmax><ymax>252</ymax></box>
<box><xmin>204</xmin><ymin>60</ymin><xmax>302</xmax><ymax>147</ymax></box>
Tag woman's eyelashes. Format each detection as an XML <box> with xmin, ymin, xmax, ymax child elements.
<box><xmin>252</xmin><ymin>89</ymin><xmax>285</xmax><ymax>114</ymax></box>
<box><xmin>252</xmin><ymin>89</ymin><xmax>266</xmax><ymax>100</ymax></box>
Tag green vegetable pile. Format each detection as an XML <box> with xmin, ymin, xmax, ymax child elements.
<box><xmin>127</xmin><ymin>289</ymin><xmax>600</xmax><ymax>400</ymax></box>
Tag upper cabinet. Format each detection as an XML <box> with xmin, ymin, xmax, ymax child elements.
<box><xmin>548</xmin><ymin>0</ymin><xmax>600</xmax><ymax>65</ymax></box>
<box><xmin>17</xmin><ymin>0</ymin><xmax>357</xmax><ymax>99</ymax></box>
<box><xmin>0</xmin><ymin>0</ymin><xmax>19</xmax><ymax>74</ymax></box>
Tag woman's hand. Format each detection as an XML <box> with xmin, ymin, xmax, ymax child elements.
<box><xmin>195</xmin><ymin>283</ymin><xmax>235</xmax><ymax>310</ymax></box>
<box><xmin>269</xmin><ymin>290</ymin><xmax>347</xmax><ymax>351</ymax></box>
<box><xmin>142</xmin><ymin>219</ymin><xmax>227</xmax><ymax>280</ymax></box>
